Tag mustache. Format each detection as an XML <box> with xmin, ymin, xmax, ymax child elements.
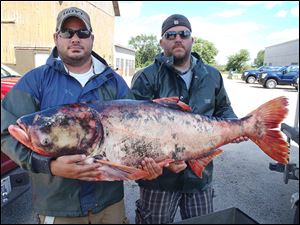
<box><xmin>68</xmin><ymin>45</ymin><xmax>84</xmax><ymax>49</ymax></box>
<box><xmin>172</xmin><ymin>43</ymin><xmax>185</xmax><ymax>49</ymax></box>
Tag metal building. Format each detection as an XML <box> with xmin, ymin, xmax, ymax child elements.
<box><xmin>114</xmin><ymin>44</ymin><xmax>135</xmax><ymax>77</ymax></box>
<box><xmin>264</xmin><ymin>39</ymin><xmax>299</xmax><ymax>66</ymax></box>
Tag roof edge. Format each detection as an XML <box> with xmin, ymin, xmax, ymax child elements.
<box><xmin>112</xmin><ymin>1</ymin><xmax>120</xmax><ymax>16</ymax></box>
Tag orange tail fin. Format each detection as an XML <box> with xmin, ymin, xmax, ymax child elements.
<box><xmin>246</xmin><ymin>96</ymin><xmax>289</xmax><ymax>164</ymax></box>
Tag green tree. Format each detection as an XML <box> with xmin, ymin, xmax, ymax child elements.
<box><xmin>253</xmin><ymin>50</ymin><xmax>264</xmax><ymax>67</ymax></box>
<box><xmin>192</xmin><ymin>37</ymin><xmax>218</xmax><ymax>64</ymax></box>
<box><xmin>226</xmin><ymin>49</ymin><xmax>250</xmax><ymax>72</ymax></box>
<box><xmin>128</xmin><ymin>34</ymin><xmax>161</xmax><ymax>68</ymax></box>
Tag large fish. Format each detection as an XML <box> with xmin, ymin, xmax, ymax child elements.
<box><xmin>8</xmin><ymin>96</ymin><xmax>289</xmax><ymax>181</ymax></box>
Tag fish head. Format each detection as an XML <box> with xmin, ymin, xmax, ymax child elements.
<box><xmin>8</xmin><ymin>103</ymin><xmax>103</xmax><ymax>157</ymax></box>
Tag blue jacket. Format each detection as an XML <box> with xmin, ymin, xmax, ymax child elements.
<box><xmin>1</xmin><ymin>47</ymin><xmax>133</xmax><ymax>216</ymax></box>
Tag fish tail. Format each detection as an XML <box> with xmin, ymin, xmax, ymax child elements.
<box><xmin>246</xmin><ymin>96</ymin><xmax>289</xmax><ymax>164</ymax></box>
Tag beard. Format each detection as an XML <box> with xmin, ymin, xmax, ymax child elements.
<box><xmin>166</xmin><ymin>43</ymin><xmax>192</xmax><ymax>66</ymax></box>
<box><xmin>173</xmin><ymin>51</ymin><xmax>190</xmax><ymax>66</ymax></box>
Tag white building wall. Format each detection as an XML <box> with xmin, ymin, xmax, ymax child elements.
<box><xmin>264</xmin><ymin>39</ymin><xmax>299</xmax><ymax>66</ymax></box>
<box><xmin>114</xmin><ymin>45</ymin><xmax>135</xmax><ymax>76</ymax></box>
<box><xmin>114</xmin><ymin>51</ymin><xmax>135</xmax><ymax>76</ymax></box>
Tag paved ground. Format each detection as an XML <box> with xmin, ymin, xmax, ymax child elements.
<box><xmin>1</xmin><ymin>77</ymin><xmax>299</xmax><ymax>224</ymax></box>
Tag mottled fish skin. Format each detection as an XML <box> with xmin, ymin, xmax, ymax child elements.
<box><xmin>8</xmin><ymin>97</ymin><xmax>289</xmax><ymax>180</ymax></box>
<box><xmin>96</xmin><ymin>102</ymin><xmax>244</xmax><ymax>166</ymax></box>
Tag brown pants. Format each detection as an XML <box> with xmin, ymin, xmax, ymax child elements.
<box><xmin>38</xmin><ymin>199</ymin><xmax>128</xmax><ymax>224</ymax></box>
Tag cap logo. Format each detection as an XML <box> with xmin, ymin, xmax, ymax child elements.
<box><xmin>174</xmin><ymin>20</ymin><xmax>179</xmax><ymax>25</ymax></box>
<box><xmin>63</xmin><ymin>9</ymin><xmax>83</xmax><ymax>16</ymax></box>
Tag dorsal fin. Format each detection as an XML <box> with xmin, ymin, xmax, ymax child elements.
<box><xmin>152</xmin><ymin>97</ymin><xmax>192</xmax><ymax>112</ymax></box>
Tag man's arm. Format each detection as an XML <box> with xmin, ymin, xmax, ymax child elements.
<box><xmin>1</xmin><ymin>88</ymin><xmax>51</xmax><ymax>173</ymax></box>
<box><xmin>131</xmin><ymin>69</ymin><xmax>156</xmax><ymax>100</ymax></box>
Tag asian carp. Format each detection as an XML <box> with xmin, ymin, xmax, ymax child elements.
<box><xmin>8</xmin><ymin>96</ymin><xmax>289</xmax><ymax>181</ymax></box>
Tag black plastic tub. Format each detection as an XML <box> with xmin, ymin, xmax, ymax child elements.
<box><xmin>172</xmin><ymin>207</ymin><xmax>259</xmax><ymax>224</ymax></box>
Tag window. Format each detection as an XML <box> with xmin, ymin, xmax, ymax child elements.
<box><xmin>116</xmin><ymin>58</ymin><xmax>120</xmax><ymax>69</ymax></box>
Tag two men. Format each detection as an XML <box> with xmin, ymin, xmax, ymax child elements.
<box><xmin>1</xmin><ymin>8</ymin><xmax>246</xmax><ymax>224</ymax></box>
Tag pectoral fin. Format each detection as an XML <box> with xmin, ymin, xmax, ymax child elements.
<box><xmin>94</xmin><ymin>159</ymin><xmax>149</xmax><ymax>181</ymax></box>
<box><xmin>188</xmin><ymin>149</ymin><xmax>223</xmax><ymax>178</ymax></box>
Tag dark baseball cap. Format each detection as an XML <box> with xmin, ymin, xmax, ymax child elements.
<box><xmin>161</xmin><ymin>14</ymin><xmax>192</xmax><ymax>36</ymax></box>
<box><xmin>56</xmin><ymin>7</ymin><xmax>92</xmax><ymax>31</ymax></box>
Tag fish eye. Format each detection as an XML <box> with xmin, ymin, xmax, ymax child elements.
<box><xmin>41</xmin><ymin>137</ymin><xmax>51</xmax><ymax>146</ymax></box>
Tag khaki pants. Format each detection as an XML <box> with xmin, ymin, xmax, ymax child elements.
<box><xmin>38</xmin><ymin>199</ymin><xmax>129</xmax><ymax>224</ymax></box>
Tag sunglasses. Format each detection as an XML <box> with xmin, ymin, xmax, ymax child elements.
<box><xmin>163</xmin><ymin>30</ymin><xmax>191</xmax><ymax>40</ymax></box>
<box><xmin>59</xmin><ymin>28</ymin><xmax>91</xmax><ymax>39</ymax></box>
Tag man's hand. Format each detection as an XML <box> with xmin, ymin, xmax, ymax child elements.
<box><xmin>139</xmin><ymin>157</ymin><xmax>163</xmax><ymax>180</ymax></box>
<box><xmin>165</xmin><ymin>160</ymin><xmax>187</xmax><ymax>173</ymax></box>
<box><xmin>231</xmin><ymin>136</ymin><xmax>249</xmax><ymax>143</ymax></box>
<box><xmin>50</xmin><ymin>154</ymin><xmax>103</xmax><ymax>181</ymax></box>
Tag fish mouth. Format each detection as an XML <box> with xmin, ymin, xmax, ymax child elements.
<box><xmin>8</xmin><ymin>122</ymin><xmax>51</xmax><ymax>156</ymax></box>
<box><xmin>8</xmin><ymin>123</ymin><xmax>31</xmax><ymax>148</ymax></box>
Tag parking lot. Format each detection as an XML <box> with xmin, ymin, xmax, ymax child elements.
<box><xmin>1</xmin><ymin>77</ymin><xmax>299</xmax><ymax>224</ymax></box>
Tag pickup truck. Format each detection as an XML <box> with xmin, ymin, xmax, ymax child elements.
<box><xmin>241</xmin><ymin>66</ymin><xmax>282</xmax><ymax>84</ymax></box>
<box><xmin>257</xmin><ymin>65</ymin><xmax>299</xmax><ymax>89</ymax></box>
<box><xmin>1</xmin><ymin>64</ymin><xmax>30</xmax><ymax>207</ymax></box>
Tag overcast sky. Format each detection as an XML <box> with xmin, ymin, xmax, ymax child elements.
<box><xmin>114</xmin><ymin>1</ymin><xmax>299</xmax><ymax>65</ymax></box>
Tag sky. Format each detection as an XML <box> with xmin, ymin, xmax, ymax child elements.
<box><xmin>114</xmin><ymin>1</ymin><xmax>299</xmax><ymax>65</ymax></box>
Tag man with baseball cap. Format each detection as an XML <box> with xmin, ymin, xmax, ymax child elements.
<box><xmin>131</xmin><ymin>14</ymin><xmax>248</xmax><ymax>224</ymax></box>
<box><xmin>1</xmin><ymin>6</ymin><xmax>133</xmax><ymax>224</ymax></box>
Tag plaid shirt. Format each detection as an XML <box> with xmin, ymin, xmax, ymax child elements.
<box><xmin>135</xmin><ymin>186</ymin><xmax>214</xmax><ymax>224</ymax></box>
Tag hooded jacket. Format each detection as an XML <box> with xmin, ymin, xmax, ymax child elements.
<box><xmin>131</xmin><ymin>52</ymin><xmax>237</xmax><ymax>192</ymax></box>
<box><xmin>1</xmin><ymin>47</ymin><xmax>133</xmax><ymax>216</ymax></box>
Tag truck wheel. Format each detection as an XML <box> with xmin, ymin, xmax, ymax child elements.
<box><xmin>265</xmin><ymin>79</ymin><xmax>277</xmax><ymax>89</ymax></box>
<box><xmin>246</xmin><ymin>76</ymin><xmax>256</xmax><ymax>84</ymax></box>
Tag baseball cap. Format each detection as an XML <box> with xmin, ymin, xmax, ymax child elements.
<box><xmin>161</xmin><ymin>14</ymin><xmax>192</xmax><ymax>36</ymax></box>
<box><xmin>56</xmin><ymin>7</ymin><xmax>92</xmax><ymax>32</ymax></box>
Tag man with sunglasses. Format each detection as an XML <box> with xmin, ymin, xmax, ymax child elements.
<box><xmin>131</xmin><ymin>14</ymin><xmax>248</xmax><ymax>224</ymax></box>
<box><xmin>2</xmin><ymin>7</ymin><xmax>135</xmax><ymax>224</ymax></box>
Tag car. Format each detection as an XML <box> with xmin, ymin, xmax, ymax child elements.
<box><xmin>1</xmin><ymin>64</ymin><xmax>21</xmax><ymax>99</ymax></box>
<box><xmin>1</xmin><ymin>64</ymin><xmax>29</xmax><ymax>207</ymax></box>
<box><xmin>241</xmin><ymin>66</ymin><xmax>282</xmax><ymax>84</ymax></box>
<box><xmin>257</xmin><ymin>65</ymin><xmax>299</xmax><ymax>89</ymax></box>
